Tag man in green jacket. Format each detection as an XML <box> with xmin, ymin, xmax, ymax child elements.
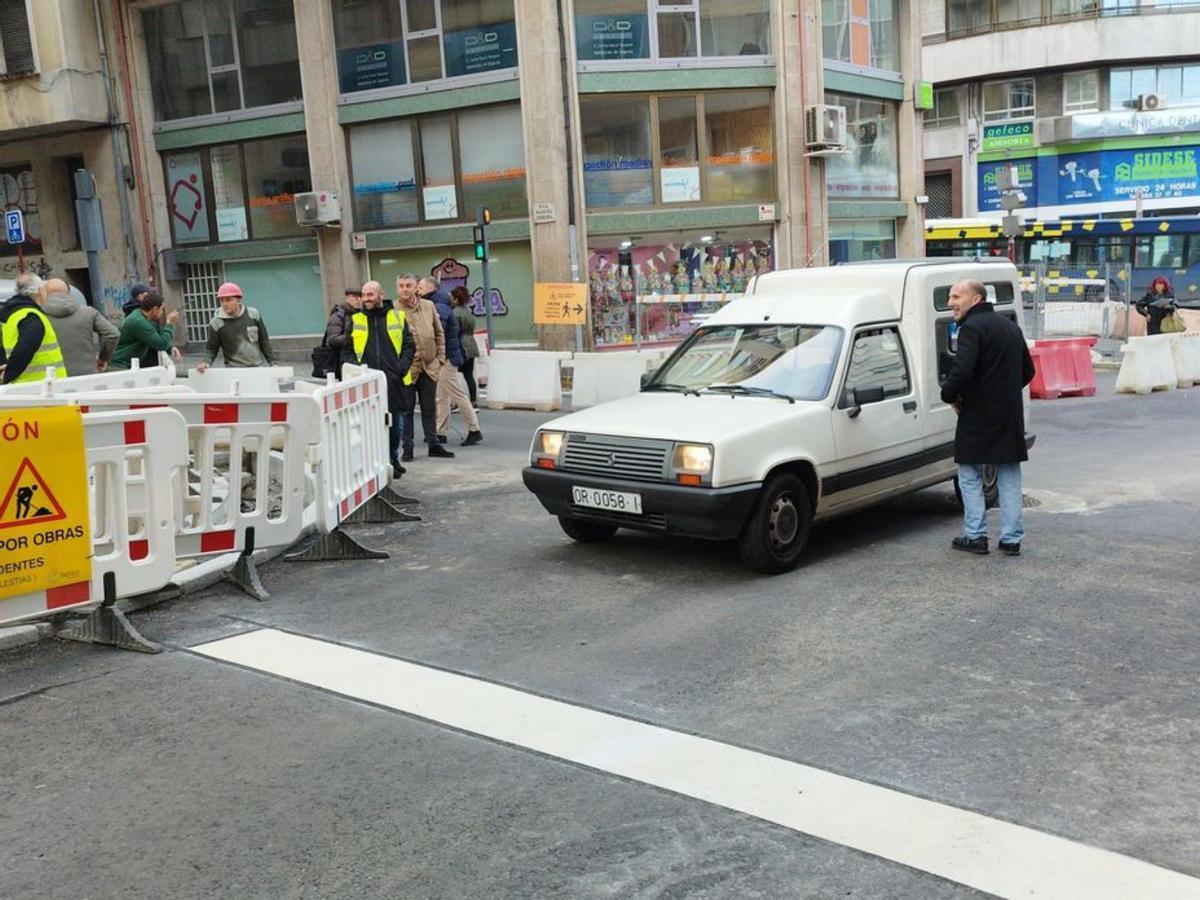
<box><xmin>109</xmin><ymin>292</ymin><xmax>178</xmax><ymax>370</ymax></box>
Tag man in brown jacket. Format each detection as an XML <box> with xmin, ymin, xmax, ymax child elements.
<box><xmin>396</xmin><ymin>272</ymin><xmax>455</xmax><ymax>460</ymax></box>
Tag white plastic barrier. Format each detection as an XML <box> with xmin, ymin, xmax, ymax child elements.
<box><xmin>486</xmin><ymin>350</ymin><xmax>570</xmax><ymax>411</ymax></box>
<box><xmin>0</xmin><ymin>363</ymin><xmax>177</xmax><ymax>397</ymax></box>
<box><xmin>185</xmin><ymin>366</ymin><xmax>296</xmax><ymax>394</ymax></box>
<box><xmin>0</xmin><ymin>391</ymin><xmax>322</xmax><ymax>558</ymax></box>
<box><xmin>1115</xmin><ymin>335</ymin><xmax>1178</xmax><ymax>394</ymax></box>
<box><xmin>301</xmin><ymin>364</ymin><xmax>391</xmax><ymax>530</ymax></box>
<box><xmin>571</xmin><ymin>352</ymin><xmax>656</xmax><ymax>409</ymax></box>
<box><xmin>1169</xmin><ymin>332</ymin><xmax>1200</xmax><ymax>387</ymax></box>
<box><xmin>1043</xmin><ymin>302</ymin><xmax>1107</xmax><ymax>337</ymax></box>
<box><xmin>0</xmin><ymin>407</ymin><xmax>186</xmax><ymax>627</ymax></box>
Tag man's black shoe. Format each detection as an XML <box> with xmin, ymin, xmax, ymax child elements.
<box><xmin>428</xmin><ymin>443</ymin><xmax>455</xmax><ymax>458</ymax></box>
<box><xmin>461</xmin><ymin>430</ymin><xmax>483</xmax><ymax>446</ymax></box>
<box><xmin>436</xmin><ymin>434</ymin><xmax>448</xmax><ymax>444</ymax></box>
<box><xmin>400</xmin><ymin>449</ymin><xmax>414</xmax><ymax>462</ymax></box>
<box><xmin>391</xmin><ymin>462</ymin><xmax>406</xmax><ymax>479</ymax></box>
<box><xmin>952</xmin><ymin>536</ymin><xmax>989</xmax><ymax>555</ymax></box>
<box><xmin>998</xmin><ymin>541</ymin><xmax>1021</xmax><ymax>557</ymax></box>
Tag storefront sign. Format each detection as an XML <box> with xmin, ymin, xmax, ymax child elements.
<box><xmin>978</xmin><ymin>158</ymin><xmax>1035</xmax><ymax>212</ymax></box>
<box><xmin>981</xmin><ymin>121</ymin><xmax>1035</xmax><ymax>152</ymax></box>
<box><xmin>0</xmin><ymin>407</ymin><xmax>90</xmax><ymax>601</ymax></box>
<box><xmin>660</xmin><ymin>166</ymin><xmax>700</xmax><ymax>203</ymax></box>
<box><xmin>443</xmin><ymin>22</ymin><xmax>518</xmax><ymax>78</ymax></box>
<box><xmin>1054</xmin><ymin>146</ymin><xmax>1199</xmax><ymax>204</ymax></box>
<box><xmin>534</xmin><ymin>283</ymin><xmax>587</xmax><ymax>325</ymax></box>
<box><xmin>166</xmin><ymin>152</ymin><xmax>209</xmax><ymax>244</ymax></box>
<box><xmin>1069</xmin><ymin>107</ymin><xmax>1200</xmax><ymax>141</ymax></box>
<box><xmin>575</xmin><ymin>13</ymin><xmax>649</xmax><ymax>60</ymax></box>
<box><xmin>337</xmin><ymin>41</ymin><xmax>406</xmax><ymax>93</ymax></box>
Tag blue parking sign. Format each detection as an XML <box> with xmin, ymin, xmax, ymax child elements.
<box><xmin>5</xmin><ymin>209</ymin><xmax>25</xmax><ymax>244</ymax></box>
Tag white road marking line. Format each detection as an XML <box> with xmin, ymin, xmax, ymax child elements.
<box><xmin>192</xmin><ymin>628</ymin><xmax>1200</xmax><ymax>900</ymax></box>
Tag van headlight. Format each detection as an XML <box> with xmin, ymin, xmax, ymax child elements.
<box><xmin>671</xmin><ymin>443</ymin><xmax>713</xmax><ymax>485</ymax></box>
<box><xmin>533</xmin><ymin>430</ymin><xmax>565</xmax><ymax>468</ymax></box>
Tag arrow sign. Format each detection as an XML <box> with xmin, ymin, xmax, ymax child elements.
<box><xmin>5</xmin><ymin>209</ymin><xmax>25</xmax><ymax>245</ymax></box>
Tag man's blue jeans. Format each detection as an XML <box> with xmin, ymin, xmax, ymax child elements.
<box><xmin>958</xmin><ymin>463</ymin><xmax>1024</xmax><ymax>544</ymax></box>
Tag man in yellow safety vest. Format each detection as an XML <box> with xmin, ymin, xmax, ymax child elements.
<box><xmin>347</xmin><ymin>280</ymin><xmax>415</xmax><ymax>479</ymax></box>
<box><xmin>0</xmin><ymin>273</ymin><xmax>67</xmax><ymax>384</ymax></box>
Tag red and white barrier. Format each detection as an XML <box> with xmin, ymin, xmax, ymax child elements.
<box><xmin>0</xmin><ymin>363</ymin><xmax>178</xmax><ymax>397</ymax></box>
<box><xmin>0</xmin><ymin>407</ymin><xmax>186</xmax><ymax>627</ymax></box>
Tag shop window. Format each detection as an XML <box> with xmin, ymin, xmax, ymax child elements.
<box><xmin>0</xmin><ymin>0</ymin><xmax>37</xmax><ymax>76</ymax></box>
<box><xmin>574</xmin><ymin>0</ymin><xmax>769</xmax><ymax>62</ymax></box>
<box><xmin>0</xmin><ymin>164</ymin><xmax>40</xmax><ymax>255</ymax></box>
<box><xmin>243</xmin><ymin>137</ymin><xmax>311</xmax><ymax>239</ymax></box>
<box><xmin>141</xmin><ymin>0</ymin><xmax>302</xmax><ymax>122</ymax></box>
<box><xmin>821</xmin><ymin>0</ymin><xmax>898</xmax><ymax>72</ymax></box>
<box><xmin>1063</xmin><ymin>71</ymin><xmax>1099</xmax><ymax>114</ymax></box>
<box><xmin>210</xmin><ymin>145</ymin><xmax>248</xmax><ymax>242</ymax></box>
<box><xmin>659</xmin><ymin>96</ymin><xmax>700</xmax><ymax>203</ymax></box>
<box><xmin>924</xmin><ymin>88</ymin><xmax>960</xmax><ymax>128</ymax></box>
<box><xmin>705</xmin><ymin>91</ymin><xmax>775</xmax><ymax>203</ymax></box>
<box><xmin>581</xmin><ymin>96</ymin><xmax>654</xmax><ymax>208</ymax></box>
<box><xmin>331</xmin><ymin>0</ymin><xmax>516</xmax><ymax>94</ymax></box>
<box><xmin>348</xmin><ymin>102</ymin><xmax>526</xmax><ymax>229</ymax></box>
<box><xmin>828</xmin><ymin>219</ymin><xmax>896</xmax><ymax>263</ymax></box>
<box><xmin>824</xmin><ymin>93</ymin><xmax>899</xmax><ymax>199</ymax></box>
<box><xmin>982</xmin><ymin>79</ymin><xmax>1035</xmax><ymax>121</ymax></box>
<box><xmin>588</xmin><ymin>228</ymin><xmax>774</xmax><ymax>348</ymax></box>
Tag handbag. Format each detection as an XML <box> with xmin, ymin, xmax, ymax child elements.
<box><xmin>1161</xmin><ymin>311</ymin><xmax>1187</xmax><ymax>334</ymax></box>
<box><xmin>311</xmin><ymin>342</ymin><xmax>337</xmax><ymax>378</ymax></box>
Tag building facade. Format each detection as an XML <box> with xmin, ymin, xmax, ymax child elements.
<box><xmin>2</xmin><ymin>0</ymin><xmax>927</xmax><ymax>351</ymax></box>
<box><xmin>922</xmin><ymin>0</ymin><xmax>1200</xmax><ymax>223</ymax></box>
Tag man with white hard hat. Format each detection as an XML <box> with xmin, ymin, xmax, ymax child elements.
<box><xmin>196</xmin><ymin>281</ymin><xmax>275</xmax><ymax>372</ymax></box>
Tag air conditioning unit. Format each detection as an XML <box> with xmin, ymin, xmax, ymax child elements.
<box><xmin>294</xmin><ymin>191</ymin><xmax>341</xmax><ymax>227</ymax></box>
<box><xmin>805</xmin><ymin>104</ymin><xmax>847</xmax><ymax>149</ymax></box>
<box><xmin>1137</xmin><ymin>93</ymin><xmax>1166</xmax><ymax>112</ymax></box>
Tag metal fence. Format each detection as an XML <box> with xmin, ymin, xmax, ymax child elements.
<box><xmin>1021</xmin><ymin>262</ymin><xmax>1134</xmax><ymax>356</ymax></box>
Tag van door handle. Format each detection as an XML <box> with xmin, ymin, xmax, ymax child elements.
<box><xmin>903</xmin><ymin>400</ymin><xmax>917</xmax><ymax>412</ymax></box>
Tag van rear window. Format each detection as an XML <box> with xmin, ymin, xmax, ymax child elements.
<box><xmin>933</xmin><ymin>282</ymin><xmax>1015</xmax><ymax>310</ymax></box>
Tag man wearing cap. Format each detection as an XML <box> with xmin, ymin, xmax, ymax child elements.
<box><xmin>196</xmin><ymin>282</ymin><xmax>275</xmax><ymax>372</ymax></box>
<box><xmin>324</xmin><ymin>286</ymin><xmax>363</xmax><ymax>378</ymax></box>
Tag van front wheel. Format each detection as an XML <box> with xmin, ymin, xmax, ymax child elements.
<box><xmin>738</xmin><ymin>474</ymin><xmax>812</xmax><ymax>574</ymax></box>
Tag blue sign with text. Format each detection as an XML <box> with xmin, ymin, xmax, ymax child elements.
<box><xmin>337</xmin><ymin>41</ymin><xmax>407</xmax><ymax>94</ymax></box>
<box><xmin>5</xmin><ymin>209</ymin><xmax>25</xmax><ymax>244</ymax></box>
<box><xmin>977</xmin><ymin>159</ymin><xmax>1036</xmax><ymax>213</ymax></box>
<box><xmin>575</xmin><ymin>13</ymin><xmax>650</xmax><ymax>60</ymax></box>
<box><xmin>443</xmin><ymin>22</ymin><xmax>518</xmax><ymax>78</ymax></box>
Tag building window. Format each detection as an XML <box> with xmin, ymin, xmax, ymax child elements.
<box><xmin>982</xmin><ymin>78</ymin><xmax>1035</xmax><ymax>121</ymax></box>
<box><xmin>946</xmin><ymin>0</ymin><xmax>991</xmax><ymax>36</ymax></box>
<box><xmin>348</xmin><ymin>103</ymin><xmax>526</xmax><ymax>230</ymax></box>
<box><xmin>141</xmin><ymin>0</ymin><xmax>303</xmax><ymax>122</ymax></box>
<box><xmin>0</xmin><ymin>0</ymin><xmax>36</xmax><ymax>75</ymax></box>
<box><xmin>331</xmin><ymin>0</ymin><xmax>517</xmax><ymax>94</ymax></box>
<box><xmin>1050</xmin><ymin>0</ymin><xmax>1099</xmax><ymax>18</ymax></box>
<box><xmin>580</xmin><ymin>91</ymin><xmax>775</xmax><ymax>209</ymax></box>
<box><xmin>995</xmin><ymin>0</ymin><xmax>1042</xmax><ymax>25</ymax></box>
<box><xmin>0</xmin><ymin>164</ymin><xmax>40</xmax><ymax>255</ymax></box>
<box><xmin>1100</xmin><ymin>0</ymin><xmax>1137</xmax><ymax>14</ymax></box>
<box><xmin>824</xmin><ymin>93</ymin><xmax>899</xmax><ymax>199</ymax></box>
<box><xmin>821</xmin><ymin>0</ymin><xmax>898</xmax><ymax>72</ymax></box>
<box><xmin>924</xmin><ymin>88</ymin><xmax>960</xmax><ymax>128</ymax></box>
<box><xmin>1109</xmin><ymin>63</ymin><xmax>1200</xmax><ymax>109</ymax></box>
<box><xmin>574</xmin><ymin>0</ymin><xmax>769</xmax><ymax>62</ymax></box>
<box><xmin>1063</xmin><ymin>71</ymin><xmax>1099</xmax><ymax>114</ymax></box>
<box><xmin>163</xmin><ymin>135</ymin><xmax>311</xmax><ymax>246</ymax></box>
<box><xmin>828</xmin><ymin>219</ymin><xmax>896</xmax><ymax>263</ymax></box>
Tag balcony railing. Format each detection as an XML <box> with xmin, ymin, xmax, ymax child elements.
<box><xmin>933</xmin><ymin>0</ymin><xmax>1197</xmax><ymax>43</ymax></box>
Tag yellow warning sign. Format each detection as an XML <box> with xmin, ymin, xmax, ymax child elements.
<box><xmin>533</xmin><ymin>283</ymin><xmax>588</xmax><ymax>326</ymax></box>
<box><xmin>0</xmin><ymin>407</ymin><xmax>91</xmax><ymax>600</ymax></box>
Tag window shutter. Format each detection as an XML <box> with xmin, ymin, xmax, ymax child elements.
<box><xmin>0</xmin><ymin>0</ymin><xmax>36</xmax><ymax>75</ymax></box>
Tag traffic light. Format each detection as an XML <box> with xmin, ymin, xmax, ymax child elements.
<box><xmin>473</xmin><ymin>225</ymin><xmax>487</xmax><ymax>261</ymax></box>
<box><xmin>481</xmin><ymin>207</ymin><xmax>491</xmax><ymax>225</ymax></box>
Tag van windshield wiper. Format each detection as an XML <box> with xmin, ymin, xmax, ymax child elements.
<box><xmin>643</xmin><ymin>382</ymin><xmax>700</xmax><ymax>396</ymax></box>
<box><xmin>704</xmin><ymin>384</ymin><xmax>795</xmax><ymax>404</ymax></box>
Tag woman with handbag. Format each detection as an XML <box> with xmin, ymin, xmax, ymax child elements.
<box><xmin>450</xmin><ymin>285</ymin><xmax>480</xmax><ymax>406</ymax></box>
<box><xmin>1136</xmin><ymin>276</ymin><xmax>1178</xmax><ymax>335</ymax></box>
<box><xmin>317</xmin><ymin>286</ymin><xmax>363</xmax><ymax>378</ymax></box>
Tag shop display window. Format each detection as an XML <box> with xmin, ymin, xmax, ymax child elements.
<box><xmin>581</xmin><ymin>96</ymin><xmax>655</xmax><ymax>208</ymax></box>
<box><xmin>588</xmin><ymin>229</ymin><xmax>774</xmax><ymax>349</ymax></box>
<box><xmin>824</xmin><ymin>92</ymin><xmax>899</xmax><ymax>199</ymax></box>
<box><xmin>243</xmin><ymin>137</ymin><xmax>312</xmax><ymax>239</ymax></box>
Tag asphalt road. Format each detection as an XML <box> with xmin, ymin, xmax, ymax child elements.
<box><xmin>2</xmin><ymin>373</ymin><xmax>1198</xmax><ymax>899</ymax></box>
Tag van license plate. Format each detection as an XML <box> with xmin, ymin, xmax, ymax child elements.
<box><xmin>572</xmin><ymin>486</ymin><xmax>643</xmax><ymax>515</ymax></box>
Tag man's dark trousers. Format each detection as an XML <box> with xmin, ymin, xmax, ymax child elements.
<box><xmin>401</xmin><ymin>371</ymin><xmax>438</xmax><ymax>452</ymax></box>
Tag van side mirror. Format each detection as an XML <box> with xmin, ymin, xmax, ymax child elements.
<box><xmin>640</xmin><ymin>373</ymin><xmax>651</xmax><ymax>389</ymax></box>
<box><xmin>847</xmin><ymin>385</ymin><xmax>886</xmax><ymax>419</ymax></box>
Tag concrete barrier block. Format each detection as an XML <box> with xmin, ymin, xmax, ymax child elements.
<box><xmin>1115</xmin><ymin>335</ymin><xmax>1177</xmax><ymax>395</ymax></box>
<box><xmin>486</xmin><ymin>350</ymin><xmax>568</xmax><ymax>411</ymax></box>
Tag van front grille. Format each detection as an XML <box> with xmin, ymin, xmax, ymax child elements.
<box><xmin>560</xmin><ymin>435</ymin><xmax>670</xmax><ymax>483</ymax></box>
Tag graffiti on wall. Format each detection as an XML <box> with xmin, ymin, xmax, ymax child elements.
<box><xmin>429</xmin><ymin>257</ymin><xmax>509</xmax><ymax>318</ymax></box>
<box><xmin>0</xmin><ymin>256</ymin><xmax>50</xmax><ymax>279</ymax></box>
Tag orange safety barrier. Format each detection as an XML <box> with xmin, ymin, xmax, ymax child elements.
<box><xmin>1029</xmin><ymin>337</ymin><xmax>1097</xmax><ymax>400</ymax></box>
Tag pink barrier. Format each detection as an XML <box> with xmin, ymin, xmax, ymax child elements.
<box><xmin>1030</xmin><ymin>337</ymin><xmax>1097</xmax><ymax>400</ymax></box>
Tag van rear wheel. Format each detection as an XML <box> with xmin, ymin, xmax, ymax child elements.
<box><xmin>738</xmin><ymin>474</ymin><xmax>812</xmax><ymax>574</ymax></box>
<box><xmin>558</xmin><ymin>516</ymin><xmax>618</xmax><ymax>543</ymax></box>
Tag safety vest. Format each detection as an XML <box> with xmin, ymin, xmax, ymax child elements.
<box><xmin>1</xmin><ymin>306</ymin><xmax>67</xmax><ymax>383</ymax></box>
<box><xmin>350</xmin><ymin>307</ymin><xmax>412</xmax><ymax>384</ymax></box>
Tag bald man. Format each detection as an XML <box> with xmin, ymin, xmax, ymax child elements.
<box><xmin>42</xmin><ymin>277</ymin><xmax>119</xmax><ymax>376</ymax></box>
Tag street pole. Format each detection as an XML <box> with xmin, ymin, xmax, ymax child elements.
<box><xmin>477</xmin><ymin>206</ymin><xmax>494</xmax><ymax>347</ymax></box>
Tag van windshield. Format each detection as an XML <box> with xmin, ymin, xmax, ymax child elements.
<box><xmin>647</xmin><ymin>324</ymin><xmax>843</xmax><ymax>400</ymax></box>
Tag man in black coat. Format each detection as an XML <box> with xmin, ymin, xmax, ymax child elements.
<box><xmin>940</xmin><ymin>279</ymin><xmax>1036</xmax><ymax>557</ymax></box>
<box><xmin>351</xmin><ymin>281</ymin><xmax>416</xmax><ymax>479</ymax></box>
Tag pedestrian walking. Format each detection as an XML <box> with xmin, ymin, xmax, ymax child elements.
<box><xmin>319</xmin><ymin>286</ymin><xmax>363</xmax><ymax>378</ymax></box>
<box><xmin>941</xmin><ymin>279</ymin><xmax>1036</xmax><ymax>556</ymax></box>
<box><xmin>395</xmin><ymin>273</ymin><xmax>455</xmax><ymax>460</ymax></box>
<box><xmin>419</xmin><ymin>276</ymin><xmax>482</xmax><ymax>447</ymax></box>
<box><xmin>1135</xmin><ymin>276</ymin><xmax>1178</xmax><ymax>336</ymax></box>
<box><xmin>42</xmin><ymin>277</ymin><xmax>119</xmax><ymax>376</ymax></box>
<box><xmin>196</xmin><ymin>282</ymin><xmax>276</xmax><ymax>372</ymax></box>
<box><xmin>109</xmin><ymin>291</ymin><xmax>179</xmax><ymax>370</ymax></box>
<box><xmin>346</xmin><ymin>281</ymin><xmax>416</xmax><ymax>479</ymax></box>
<box><xmin>0</xmin><ymin>273</ymin><xmax>67</xmax><ymax>384</ymax></box>
<box><xmin>450</xmin><ymin>285</ymin><xmax>480</xmax><ymax>406</ymax></box>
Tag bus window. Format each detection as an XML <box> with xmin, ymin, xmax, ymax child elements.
<box><xmin>1136</xmin><ymin>235</ymin><xmax>1185</xmax><ymax>269</ymax></box>
<box><xmin>1186</xmin><ymin>236</ymin><xmax>1200</xmax><ymax>269</ymax></box>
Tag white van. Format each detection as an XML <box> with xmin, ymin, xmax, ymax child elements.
<box><xmin>523</xmin><ymin>259</ymin><xmax>1033</xmax><ymax>573</ymax></box>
